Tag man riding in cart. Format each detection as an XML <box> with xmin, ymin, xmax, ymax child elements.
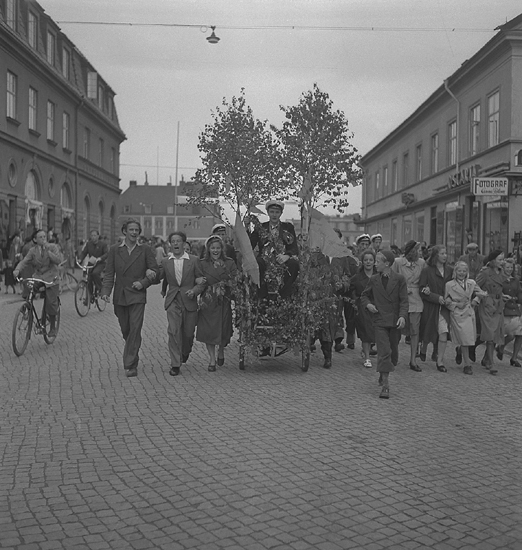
<box><xmin>248</xmin><ymin>200</ymin><xmax>299</xmax><ymax>300</ymax></box>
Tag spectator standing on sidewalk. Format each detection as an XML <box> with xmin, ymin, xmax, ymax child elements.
<box><xmin>392</xmin><ymin>240</ymin><xmax>425</xmax><ymax>372</ymax></box>
<box><xmin>361</xmin><ymin>250</ymin><xmax>408</xmax><ymax>399</ymax></box>
<box><xmin>101</xmin><ymin>219</ymin><xmax>157</xmax><ymax>378</ymax></box>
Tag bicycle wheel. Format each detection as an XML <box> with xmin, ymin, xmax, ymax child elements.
<box><xmin>75</xmin><ymin>281</ymin><xmax>90</xmax><ymax>317</ymax></box>
<box><xmin>95</xmin><ymin>294</ymin><xmax>107</xmax><ymax>312</ymax></box>
<box><xmin>63</xmin><ymin>272</ymin><xmax>78</xmax><ymax>292</ymax></box>
<box><xmin>12</xmin><ymin>303</ymin><xmax>33</xmax><ymax>356</ymax></box>
<box><xmin>44</xmin><ymin>299</ymin><xmax>60</xmax><ymax>344</ymax></box>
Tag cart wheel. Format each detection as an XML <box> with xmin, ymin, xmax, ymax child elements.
<box><xmin>301</xmin><ymin>350</ymin><xmax>310</xmax><ymax>372</ymax></box>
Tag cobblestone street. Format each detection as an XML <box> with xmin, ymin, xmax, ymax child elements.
<box><xmin>1</xmin><ymin>288</ymin><xmax>521</xmax><ymax>550</ymax></box>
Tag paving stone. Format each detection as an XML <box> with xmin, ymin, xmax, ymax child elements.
<box><xmin>1</xmin><ymin>290</ymin><xmax>521</xmax><ymax>549</ymax></box>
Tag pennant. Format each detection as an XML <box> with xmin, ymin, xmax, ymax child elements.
<box><xmin>234</xmin><ymin>212</ymin><xmax>260</xmax><ymax>286</ymax></box>
<box><xmin>308</xmin><ymin>208</ymin><xmax>349</xmax><ymax>258</ymax></box>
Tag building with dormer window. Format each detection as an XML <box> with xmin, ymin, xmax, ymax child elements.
<box><xmin>360</xmin><ymin>13</ymin><xmax>522</xmax><ymax>262</ymax></box>
<box><xmin>0</xmin><ymin>0</ymin><xmax>125</xmax><ymax>248</ymax></box>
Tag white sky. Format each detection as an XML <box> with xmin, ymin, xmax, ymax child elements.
<box><xmin>43</xmin><ymin>0</ymin><xmax>522</xmax><ymax>218</ymax></box>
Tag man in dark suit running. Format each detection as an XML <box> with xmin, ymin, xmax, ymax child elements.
<box><xmin>361</xmin><ymin>250</ymin><xmax>408</xmax><ymax>399</ymax></box>
<box><xmin>101</xmin><ymin>219</ymin><xmax>157</xmax><ymax>378</ymax></box>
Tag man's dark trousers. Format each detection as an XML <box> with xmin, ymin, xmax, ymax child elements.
<box><xmin>375</xmin><ymin>325</ymin><xmax>401</xmax><ymax>372</ymax></box>
<box><xmin>114</xmin><ymin>303</ymin><xmax>145</xmax><ymax>370</ymax></box>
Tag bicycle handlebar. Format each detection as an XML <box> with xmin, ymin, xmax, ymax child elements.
<box><xmin>76</xmin><ymin>259</ymin><xmax>94</xmax><ymax>270</ymax></box>
<box><xmin>16</xmin><ymin>276</ymin><xmax>59</xmax><ymax>287</ymax></box>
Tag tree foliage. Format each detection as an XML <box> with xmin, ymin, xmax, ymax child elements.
<box><xmin>191</xmin><ymin>90</ymin><xmax>280</xmax><ymax>217</ymax></box>
<box><xmin>274</xmin><ymin>83</ymin><xmax>362</xmax><ymax>211</ymax></box>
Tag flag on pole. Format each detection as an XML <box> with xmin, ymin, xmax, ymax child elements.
<box><xmin>234</xmin><ymin>212</ymin><xmax>260</xmax><ymax>286</ymax></box>
<box><xmin>308</xmin><ymin>208</ymin><xmax>349</xmax><ymax>258</ymax></box>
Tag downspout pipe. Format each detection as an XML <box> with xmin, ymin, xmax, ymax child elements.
<box><xmin>444</xmin><ymin>79</ymin><xmax>460</xmax><ymax>175</ymax></box>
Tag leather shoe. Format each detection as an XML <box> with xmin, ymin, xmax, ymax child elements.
<box><xmin>182</xmin><ymin>354</ymin><xmax>189</xmax><ymax>364</ymax></box>
<box><xmin>469</xmin><ymin>347</ymin><xmax>476</xmax><ymax>362</ymax></box>
<box><xmin>217</xmin><ymin>355</ymin><xmax>225</xmax><ymax>366</ymax></box>
<box><xmin>323</xmin><ymin>358</ymin><xmax>332</xmax><ymax>369</ymax></box>
<box><xmin>379</xmin><ymin>387</ymin><xmax>390</xmax><ymax>399</ymax></box>
<box><xmin>125</xmin><ymin>368</ymin><xmax>137</xmax><ymax>377</ymax></box>
<box><xmin>455</xmin><ymin>347</ymin><xmax>462</xmax><ymax>365</ymax></box>
<box><xmin>418</xmin><ymin>351</ymin><xmax>427</xmax><ymax>362</ymax></box>
<box><xmin>334</xmin><ymin>342</ymin><xmax>345</xmax><ymax>352</ymax></box>
<box><xmin>409</xmin><ymin>363</ymin><xmax>422</xmax><ymax>372</ymax></box>
<box><xmin>496</xmin><ymin>345</ymin><xmax>504</xmax><ymax>361</ymax></box>
<box><xmin>48</xmin><ymin>328</ymin><xmax>57</xmax><ymax>338</ymax></box>
<box><xmin>510</xmin><ymin>359</ymin><xmax>522</xmax><ymax>367</ymax></box>
<box><xmin>347</xmin><ymin>343</ymin><xmax>355</xmax><ymax>350</ymax></box>
<box><xmin>436</xmin><ymin>364</ymin><xmax>447</xmax><ymax>372</ymax></box>
<box><xmin>169</xmin><ymin>367</ymin><xmax>180</xmax><ymax>376</ymax></box>
<box><xmin>208</xmin><ymin>364</ymin><xmax>216</xmax><ymax>372</ymax></box>
<box><xmin>463</xmin><ymin>365</ymin><xmax>473</xmax><ymax>375</ymax></box>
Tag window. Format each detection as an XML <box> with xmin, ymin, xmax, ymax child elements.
<box><xmin>6</xmin><ymin>71</ymin><xmax>17</xmax><ymax>119</ymax></box>
<box><xmin>98</xmin><ymin>84</ymin><xmax>104</xmax><ymax>110</ymax></box>
<box><xmin>62</xmin><ymin>48</ymin><xmax>70</xmax><ymax>80</ymax></box>
<box><xmin>62</xmin><ymin>112</ymin><xmax>70</xmax><ymax>149</ymax></box>
<box><xmin>6</xmin><ymin>0</ymin><xmax>16</xmax><ymax>29</ymax></box>
<box><xmin>431</xmin><ymin>133</ymin><xmax>439</xmax><ymax>174</ymax></box>
<box><xmin>448</xmin><ymin>121</ymin><xmax>457</xmax><ymax>166</ymax></box>
<box><xmin>167</xmin><ymin>206</ymin><xmax>174</xmax><ymax>214</ymax></box>
<box><xmin>87</xmin><ymin>72</ymin><xmax>97</xmax><ymax>99</ymax></box>
<box><xmin>28</xmin><ymin>87</ymin><xmax>38</xmax><ymax>131</ymax></box>
<box><xmin>383</xmin><ymin>166</ymin><xmax>388</xmax><ymax>196</ymax></box>
<box><xmin>365</xmin><ymin>174</ymin><xmax>373</xmax><ymax>203</ymax></box>
<box><xmin>28</xmin><ymin>11</ymin><xmax>37</xmax><ymax>48</ymax></box>
<box><xmin>46</xmin><ymin>101</ymin><xmax>55</xmax><ymax>141</ymax></box>
<box><xmin>470</xmin><ymin>104</ymin><xmax>480</xmax><ymax>155</ymax></box>
<box><xmin>403</xmin><ymin>152</ymin><xmax>409</xmax><ymax>188</ymax></box>
<box><xmin>83</xmin><ymin>127</ymin><xmax>91</xmax><ymax>158</ymax></box>
<box><xmin>98</xmin><ymin>138</ymin><xmax>104</xmax><ymax>166</ymax></box>
<box><xmin>488</xmin><ymin>91</ymin><xmax>499</xmax><ymax>147</ymax></box>
<box><xmin>47</xmin><ymin>31</ymin><xmax>56</xmax><ymax>66</ymax></box>
<box><xmin>416</xmin><ymin>144</ymin><xmax>422</xmax><ymax>181</ymax></box>
<box><xmin>391</xmin><ymin>160</ymin><xmax>398</xmax><ymax>193</ymax></box>
<box><xmin>375</xmin><ymin>171</ymin><xmax>381</xmax><ymax>200</ymax></box>
<box><xmin>144</xmin><ymin>204</ymin><xmax>152</xmax><ymax>214</ymax></box>
<box><xmin>110</xmin><ymin>147</ymin><xmax>116</xmax><ymax>173</ymax></box>
<box><xmin>123</xmin><ymin>205</ymin><xmax>131</xmax><ymax>214</ymax></box>
<box><xmin>391</xmin><ymin>217</ymin><xmax>398</xmax><ymax>246</ymax></box>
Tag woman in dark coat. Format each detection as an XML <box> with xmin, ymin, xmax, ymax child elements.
<box><xmin>196</xmin><ymin>235</ymin><xmax>237</xmax><ymax>371</ymax></box>
<box><xmin>418</xmin><ymin>245</ymin><xmax>453</xmax><ymax>371</ymax></box>
<box><xmin>476</xmin><ymin>250</ymin><xmax>506</xmax><ymax>374</ymax></box>
<box><xmin>349</xmin><ymin>249</ymin><xmax>376</xmax><ymax>368</ymax></box>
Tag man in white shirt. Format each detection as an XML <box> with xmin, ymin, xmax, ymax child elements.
<box><xmin>157</xmin><ymin>231</ymin><xmax>205</xmax><ymax>376</ymax></box>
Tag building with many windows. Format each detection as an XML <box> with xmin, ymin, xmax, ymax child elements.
<box><xmin>118</xmin><ymin>177</ymin><xmax>220</xmax><ymax>242</ymax></box>
<box><xmin>360</xmin><ymin>14</ymin><xmax>522</xmax><ymax>263</ymax></box>
<box><xmin>0</xmin><ymin>0</ymin><xmax>125</xmax><ymax>250</ymax></box>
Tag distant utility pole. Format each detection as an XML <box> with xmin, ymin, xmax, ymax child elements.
<box><xmin>174</xmin><ymin>122</ymin><xmax>180</xmax><ymax>230</ymax></box>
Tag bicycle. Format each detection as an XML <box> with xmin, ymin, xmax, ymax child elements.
<box><xmin>58</xmin><ymin>261</ymin><xmax>78</xmax><ymax>294</ymax></box>
<box><xmin>12</xmin><ymin>277</ymin><xmax>61</xmax><ymax>356</ymax></box>
<box><xmin>74</xmin><ymin>260</ymin><xmax>107</xmax><ymax>317</ymax></box>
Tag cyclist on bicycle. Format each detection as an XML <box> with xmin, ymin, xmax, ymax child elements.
<box><xmin>78</xmin><ymin>229</ymin><xmax>108</xmax><ymax>295</ymax></box>
<box><xmin>13</xmin><ymin>229</ymin><xmax>62</xmax><ymax>337</ymax></box>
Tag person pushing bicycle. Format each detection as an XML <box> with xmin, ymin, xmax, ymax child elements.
<box><xmin>78</xmin><ymin>229</ymin><xmax>108</xmax><ymax>295</ymax></box>
<box><xmin>14</xmin><ymin>229</ymin><xmax>62</xmax><ymax>337</ymax></box>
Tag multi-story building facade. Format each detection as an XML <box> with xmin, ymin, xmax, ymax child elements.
<box><xmin>360</xmin><ymin>14</ymin><xmax>522</xmax><ymax>263</ymax></box>
<box><xmin>289</xmin><ymin>213</ymin><xmax>364</xmax><ymax>245</ymax></box>
<box><xmin>0</xmin><ymin>0</ymin><xmax>125</xmax><ymax>250</ymax></box>
<box><xmin>118</xmin><ymin>177</ymin><xmax>220</xmax><ymax>241</ymax></box>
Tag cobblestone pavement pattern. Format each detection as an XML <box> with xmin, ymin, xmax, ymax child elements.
<box><xmin>0</xmin><ymin>288</ymin><xmax>521</xmax><ymax>550</ymax></box>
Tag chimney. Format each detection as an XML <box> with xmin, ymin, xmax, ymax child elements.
<box><xmin>129</xmin><ymin>180</ymin><xmax>137</xmax><ymax>186</ymax></box>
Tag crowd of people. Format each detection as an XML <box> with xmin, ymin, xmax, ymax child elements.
<box><xmin>6</xmin><ymin>210</ymin><xmax>522</xmax><ymax>401</ymax></box>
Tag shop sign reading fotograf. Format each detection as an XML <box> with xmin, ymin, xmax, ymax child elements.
<box><xmin>471</xmin><ymin>177</ymin><xmax>508</xmax><ymax>196</ymax></box>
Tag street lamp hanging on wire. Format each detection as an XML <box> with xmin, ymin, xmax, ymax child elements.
<box><xmin>206</xmin><ymin>26</ymin><xmax>220</xmax><ymax>44</ymax></box>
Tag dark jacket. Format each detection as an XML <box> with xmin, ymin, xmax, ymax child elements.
<box><xmin>419</xmin><ymin>263</ymin><xmax>453</xmax><ymax>345</ymax></box>
<box><xmin>502</xmin><ymin>275</ymin><xmax>522</xmax><ymax>317</ymax></box>
<box><xmin>102</xmin><ymin>243</ymin><xmax>157</xmax><ymax>306</ymax></box>
<box><xmin>360</xmin><ymin>270</ymin><xmax>409</xmax><ymax>328</ymax></box>
<box><xmin>79</xmin><ymin>240</ymin><xmax>108</xmax><ymax>263</ymax></box>
<box><xmin>249</xmin><ymin>221</ymin><xmax>299</xmax><ymax>258</ymax></box>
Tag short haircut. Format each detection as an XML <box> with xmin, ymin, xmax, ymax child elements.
<box><xmin>452</xmin><ymin>260</ymin><xmax>469</xmax><ymax>279</ymax></box>
<box><xmin>168</xmin><ymin>231</ymin><xmax>187</xmax><ymax>243</ymax></box>
<box><xmin>121</xmin><ymin>218</ymin><xmax>142</xmax><ymax>234</ymax></box>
